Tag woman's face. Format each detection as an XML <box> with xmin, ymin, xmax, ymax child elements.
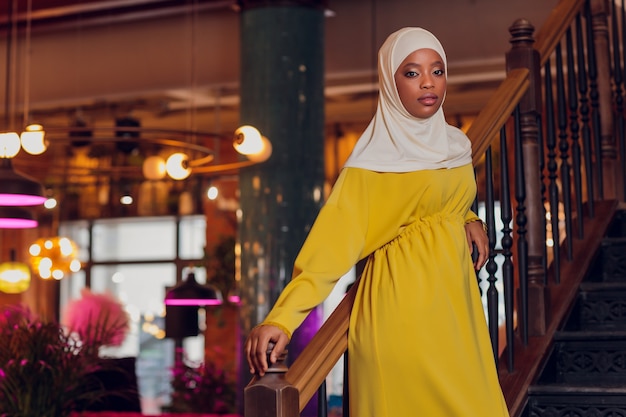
<box><xmin>394</xmin><ymin>48</ymin><xmax>446</xmax><ymax>119</ymax></box>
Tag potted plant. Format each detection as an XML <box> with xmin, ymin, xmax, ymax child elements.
<box><xmin>0</xmin><ymin>290</ymin><xmax>133</xmax><ymax>417</ymax></box>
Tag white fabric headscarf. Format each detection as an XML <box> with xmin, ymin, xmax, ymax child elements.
<box><xmin>343</xmin><ymin>27</ymin><xmax>472</xmax><ymax>172</ymax></box>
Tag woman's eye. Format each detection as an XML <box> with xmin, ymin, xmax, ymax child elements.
<box><xmin>434</xmin><ymin>69</ymin><xmax>445</xmax><ymax>76</ymax></box>
<box><xmin>405</xmin><ymin>70</ymin><xmax>418</xmax><ymax>77</ymax></box>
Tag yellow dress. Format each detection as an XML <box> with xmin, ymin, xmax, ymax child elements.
<box><xmin>263</xmin><ymin>164</ymin><xmax>509</xmax><ymax>417</ymax></box>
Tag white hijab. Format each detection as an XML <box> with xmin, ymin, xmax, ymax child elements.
<box><xmin>343</xmin><ymin>27</ymin><xmax>472</xmax><ymax>172</ymax></box>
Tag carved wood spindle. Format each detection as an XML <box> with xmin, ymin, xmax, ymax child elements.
<box><xmin>506</xmin><ymin>18</ymin><xmax>549</xmax><ymax>336</ymax></box>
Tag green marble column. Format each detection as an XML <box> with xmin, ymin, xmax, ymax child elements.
<box><xmin>237</xmin><ymin>0</ymin><xmax>326</xmax><ymax>391</ymax></box>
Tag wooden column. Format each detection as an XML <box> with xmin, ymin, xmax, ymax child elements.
<box><xmin>506</xmin><ymin>19</ymin><xmax>549</xmax><ymax>335</ymax></box>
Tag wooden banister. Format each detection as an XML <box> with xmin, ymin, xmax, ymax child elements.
<box><xmin>535</xmin><ymin>0</ymin><xmax>584</xmax><ymax>66</ymax></box>
<box><xmin>285</xmin><ymin>279</ymin><xmax>359</xmax><ymax>411</ymax></box>
<box><xmin>468</xmin><ymin>68</ymin><xmax>530</xmax><ymax>162</ymax></box>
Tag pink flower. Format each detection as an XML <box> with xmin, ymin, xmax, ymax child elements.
<box><xmin>61</xmin><ymin>288</ymin><xmax>130</xmax><ymax>348</ymax></box>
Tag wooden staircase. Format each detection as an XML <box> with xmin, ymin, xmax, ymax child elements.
<box><xmin>525</xmin><ymin>210</ymin><xmax>626</xmax><ymax>416</ymax></box>
<box><xmin>243</xmin><ymin>1</ymin><xmax>626</xmax><ymax>415</ymax></box>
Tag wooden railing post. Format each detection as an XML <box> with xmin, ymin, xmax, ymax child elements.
<box><xmin>589</xmin><ymin>0</ymin><xmax>623</xmax><ymax>200</ymax></box>
<box><xmin>244</xmin><ymin>348</ymin><xmax>299</xmax><ymax>417</ymax></box>
<box><xmin>506</xmin><ymin>19</ymin><xmax>549</xmax><ymax>336</ymax></box>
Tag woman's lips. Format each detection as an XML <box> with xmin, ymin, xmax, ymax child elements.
<box><xmin>418</xmin><ymin>93</ymin><xmax>438</xmax><ymax>105</ymax></box>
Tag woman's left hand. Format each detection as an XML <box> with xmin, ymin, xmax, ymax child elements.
<box><xmin>465</xmin><ymin>221</ymin><xmax>489</xmax><ymax>270</ymax></box>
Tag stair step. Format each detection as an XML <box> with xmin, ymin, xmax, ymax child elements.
<box><xmin>596</xmin><ymin>238</ymin><xmax>626</xmax><ymax>281</ymax></box>
<box><xmin>529</xmin><ymin>383</ymin><xmax>626</xmax><ymax>395</ymax></box>
<box><xmin>572</xmin><ymin>282</ymin><xmax>626</xmax><ymax>330</ymax></box>
<box><xmin>527</xmin><ymin>384</ymin><xmax>626</xmax><ymax>416</ymax></box>
<box><xmin>553</xmin><ymin>331</ymin><xmax>626</xmax><ymax>384</ymax></box>
<box><xmin>606</xmin><ymin>210</ymin><xmax>626</xmax><ymax>238</ymax></box>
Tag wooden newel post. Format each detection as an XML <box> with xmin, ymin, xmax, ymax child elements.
<box><xmin>589</xmin><ymin>0</ymin><xmax>623</xmax><ymax>199</ymax></box>
<box><xmin>506</xmin><ymin>19</ymin><xmax>550</xmax><ymax>336</ymax></box>
<box><xmin>244</xmin><ymin>345</ymin><xmax>299</xmax><ymax>417</ymax></box>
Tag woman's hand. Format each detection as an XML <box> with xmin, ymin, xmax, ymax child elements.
<box><xmin>465</xmin><ymin>220</ymin><xmax>489</xmax><ymax>270</ymax></box>
<box><xmin>244</xmin><ymin>324</ymin><xmax>289</xmax><ymax>377</ymax></box>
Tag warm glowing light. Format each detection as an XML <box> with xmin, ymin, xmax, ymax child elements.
<box><xmin>0</xmin><ymin>132</ymin><xmax>21</xmax><ymax>158</ymax></box>
<box><xmin>207</xmin><ymin>186</ymin><xmax>218</xmax><ymax>200</ymax></box>
<box><xmin>248</xmin><ymin>136</ymin><xmax>272</xmax><ymax>162</ymax></box>
<box><xmin>120</xmin><ymin>195</ymin><xmax>133</xmax><ymax>205</ymax></box>
<box><xmin>142</xmin><ymin>155</ymin><xmax>167</xmax><ymax>180</ymax></box>
<box><xmin>44</xmin><ymin>198</ymin><xmax>57</xmax><ymax>209</ymax></box>
<box><xmin>166</xmin><ymin>152</ymin><xmax>191</xmax><ymax>180</ymax></box>
<box><xmin>70</xmin><ymin>259</ymin><xmax>81</xmax><ymax>272</ymax></box>
<box><xmin>0</xmin><ymin>262</ymin><xmax>31</xmax><ymax>293</ymax></box>
<box><xmin>20</xmin><ymin>124</ymin><xmax>47</xmax><ymax>155</ymax></box>
<box><xmin>29</xmin><ymin>236</ymin><xmax>81</xmax><ymax>280</ymax></box>
<box><xmin>233</xmin><ymin>125</ymin><xmax>263</xmax><ymax>155</ymax></box>
<box><xmin>233</xmin><ymin>126</ymin><xmax>272</xmax><ymax>162</ymax></box>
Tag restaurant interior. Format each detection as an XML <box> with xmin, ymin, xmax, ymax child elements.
<box><xmin>0</xmin><ymin>0</ymin><xmax>559</xmax><ymax>415</ymax></box>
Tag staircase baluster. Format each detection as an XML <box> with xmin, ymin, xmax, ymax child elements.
<box><xmin>500</xmin><ymin>125</ymin><xmax>515</xmax><ymax>372</ymax></box>
<box><xmin>471</xmin><ymin>179</ymin><xmax>482</xmax><ymax>294</ymax></box>
<box><xmin>618</xmin><ymin>0</ymin><xmax>626</xmax><ymax>199</ymax></box>
<box><xmin>514</xmin><ymin>105</ymin><xmax>530</xmax><ymax>345</ymax></box>
<box><xmin>556</xmin><ymin>42</ymin><xmax>575</xmax><ymax>261</ymax></box>
<box><xmin>317</xmin><ymin>380</ymin><xmax>327</xmax><ymax>417</ymax></box>
<box><xmin>576</xmin><ymin>12</ymin><xmax>596</xmax><ymax>219</ymax></box>
<box><xmin>537</xmin><ymin>113</ymin><xmax>549</xmax><ymax>285</ymax></box>
<box><xmin>342</xmin><ymin>351</ymin><xmax>349</xmax><ymax>417</ymax></box>
<box><xmin>544</xmin><ymin>58</ymin><xmax>562</xmax><ymax>284</ymax></box>
<box><xmin>484</xmin><ymin>145</ymin><xmax>499</xmax><ymax>364</ymax></box>
<box><xmin>586</xmin><ymin>0</ymin><xmax>604</xmax><ymax>201</ymax></box>
<box><xmin>588</xmin><ymin>0</ymin><xmax>618</xmax><ymax>200</ymax></box>
<box><xmin>566</xmin><ymin>27</ymin><xmax>585</xmax><ymax>238</ymax></box>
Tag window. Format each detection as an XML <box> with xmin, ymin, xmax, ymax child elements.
<box><xmin>60</xmin><ymin>215</ymin><xmax>206</xmax><ymax>414</ymax></box>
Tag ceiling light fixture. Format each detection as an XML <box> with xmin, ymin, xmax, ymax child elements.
<box><xmin>0</xmin><ymin>159</ymin><xmax>46</xmax><ymax>206</ymax></box>
<box><xmin>0</xmin><ymin>1</ymin><xmax>46</xmax><ymax>207</ymax></box>
<box><xmin>0</xmin><ymin>206</ymin><xmax>38</xmax><ymax>229</ymax></box>
<box><xmin>28</xmin><ymin>236</ymin><xmax>82</xmax><ymax>280</ymax></box>
<box><xmin>0</xmin><ymin>250</ymin><xmax>31</xmax><ymax>294</ymax></box>
<box><xmin>14</xmin><ymin>124</ymin><xmax>272</xmax><ymax>186</ymax></box>
<box><xmin>164</xmin><ymin>272</ymin><xmax>222</xmax><ymax>306</ymax></box>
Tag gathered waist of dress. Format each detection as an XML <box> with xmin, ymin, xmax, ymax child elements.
<box><xmin>381</xmin><ymin>212</ymin><xmax>465</xmax><ymax>251</ymax></box>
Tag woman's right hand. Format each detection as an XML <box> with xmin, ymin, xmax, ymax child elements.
<box><xmin>245</xmin><ymin>324</ymin><xmax>290</xmax><ymax>376</ymax></box>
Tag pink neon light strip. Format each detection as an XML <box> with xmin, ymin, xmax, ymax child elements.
<box><xmin>0</xmin><ymin>194</ymin><xmax>46</xmax><ymax>206</ymax></box>
<box><xmin>0</xmin><ymin>218</ymin><xmax>38</xmax><ymax>229</ymax></box>
<box><xmin>165</xmin><ymin>299</ymin><xmax>223</xmax><ymax>306</ymax></box>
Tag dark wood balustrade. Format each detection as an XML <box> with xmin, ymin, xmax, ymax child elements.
<box><xmin>244</xmin><ymin>0</ymin><xmax>626</xmax><ymax>416</ymax></box>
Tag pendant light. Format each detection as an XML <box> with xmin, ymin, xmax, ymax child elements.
<box><xmin>0</xmin><ymin>159</ymin><xmax>46</xmax><ymax>206</ymax></box>
<box><xmin>0</xmin><ymin>0</ymin><xmax>45</xmax><ymax>207</ymax></box>
<box><xmin>164</xmin><ymin>272</ymin><xmax>222</xmax><ymax>306</ymax></box>
<box><xmin>0</xmin><ymin>206</ymin><xmax>37</xmax><ymax>228</ymax></box>
<box><xmin>0</xmin><ymin>249</ymin><xmax>31</xmax><ymax>293</ymax></box>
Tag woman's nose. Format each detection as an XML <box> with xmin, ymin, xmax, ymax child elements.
<box><xmin>421</xmin><ymin>75</ymin><xmax>434</xmax><ymax>88</ymax></box>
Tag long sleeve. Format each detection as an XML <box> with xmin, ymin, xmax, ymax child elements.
<box><xmin>261</xmin><ymin>169</ymin><xmax>369</xmax><ymax>337</ymax></box>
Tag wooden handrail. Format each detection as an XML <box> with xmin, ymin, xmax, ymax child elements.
<box><xmin>534</xmin><ymin>0</ymin><xmax>584</xmax><ymax>66</ymax></box>
<box><xmin>468</xmin><ymin>68</ymin><xmax>530</xmax><ymax>162</ymax></box>
<box><xmin>285</xmin><ymin>279</ymin><xmax>359</xmax><ymax>411</ymax></box>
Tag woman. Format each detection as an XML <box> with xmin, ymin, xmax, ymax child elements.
<box><xmin>245</xmin><ymin>27</ymin><xmax>509</xmax><ymax>417</ymax></box>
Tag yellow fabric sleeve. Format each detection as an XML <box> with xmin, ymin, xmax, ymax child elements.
<box><xmin>261</xmin><ymin>169</ymin><xmax>368</xmax><ymax>336</ymax></box>
<box><xmin>257</xmin><ymin>321</ymin><xmax>293</xmax><ymax>340</ymax></box>
<box><xmin>464</xmin><ymin>209</ymin><xmax>480</xmax><ymax>224</ymax></box>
